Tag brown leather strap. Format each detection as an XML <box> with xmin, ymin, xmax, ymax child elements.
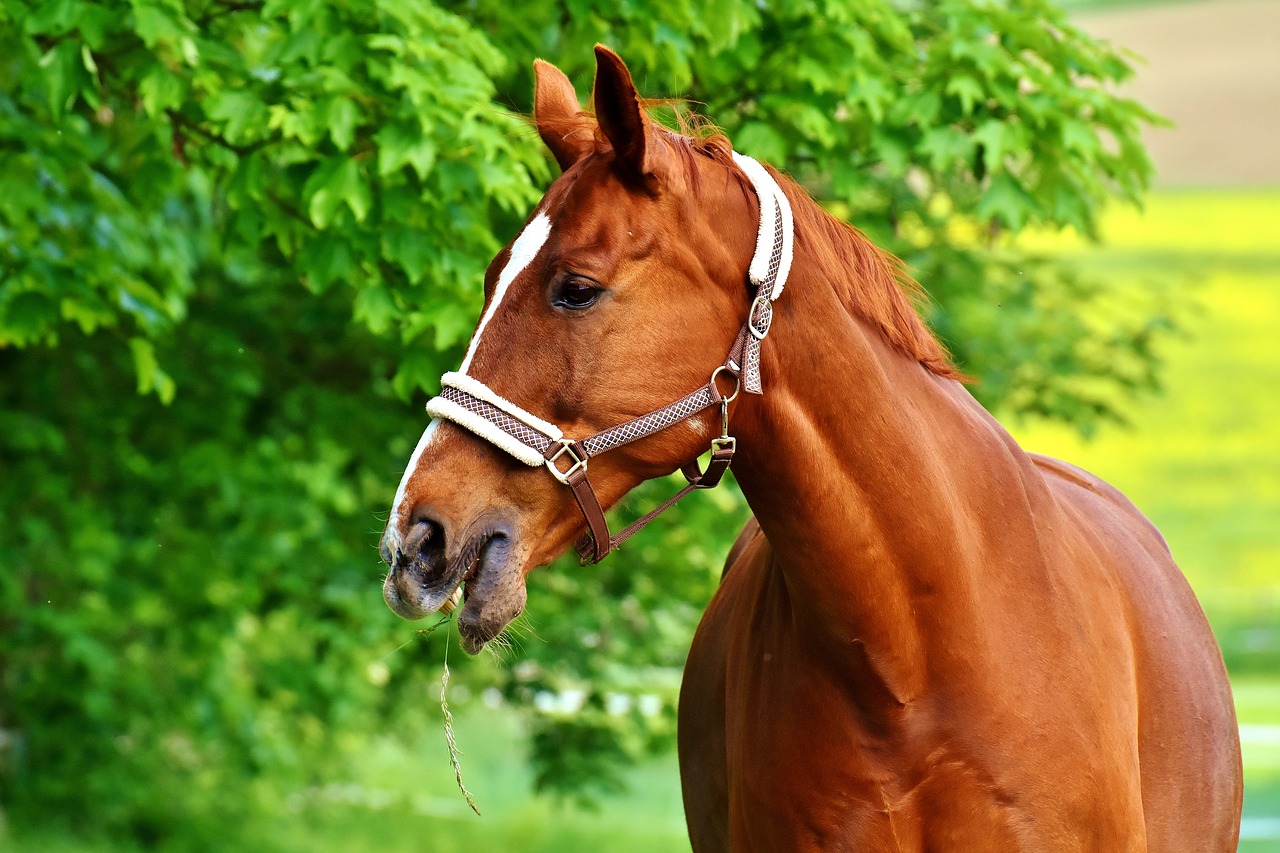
<box><xmin>565</xmin><ymin>465</ymin><xmax>613</xmax><ymax>564</ymax></box>
<box><xmin>571</xmin><ymin>441</ymin><xmax>736</xmax><ymax>565</ymax></box>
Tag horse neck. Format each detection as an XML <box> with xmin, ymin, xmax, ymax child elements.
<box><xmin>728</xmin><ymin>224</ymin><xmax>1040</xmax><ymax>702</ymax></box>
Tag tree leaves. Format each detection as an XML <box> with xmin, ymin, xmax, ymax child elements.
<box><xmin>304</xmin><ymin>157</ymin><xmax>372</xmax><ymax>228</ymax></box>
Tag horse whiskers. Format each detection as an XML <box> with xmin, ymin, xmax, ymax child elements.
<box><xmin>506</xmin><ymin>611</ymin><xmax>542</xmax><ymax>643</ymax></box>
<box><xmin>482</xmin><ymin>630</ymin><xmax>516</xmax><ymax>661</ymax></box>
<box><xmin>482</xmin><ymin>610</ymin><xmax>541</xmax><ymax>660</ymax></box>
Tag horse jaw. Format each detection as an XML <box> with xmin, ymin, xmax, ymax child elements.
<box><xmin>454</xmin><ymin>538</ymin><xmax>529</xmax><ymax>654</ymax></box>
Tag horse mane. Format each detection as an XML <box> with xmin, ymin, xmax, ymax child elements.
<box><xmin>530</xmin><ymin>104</ymin><xmax>962</xmax><ymax>380</ymax></box>
<box><xmin>769</xmin><ymin>171</ymin><xmax>963</xmax><ymax>381</ymax></box>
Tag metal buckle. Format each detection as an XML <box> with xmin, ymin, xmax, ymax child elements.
<box><xmin>545</xmin><ymin>438</ymin><xmax>588</xmax><ymax>484</ymax></box>
<box><xmin>748</xmin><ymin>294</ymin><xmax>773</xmax><ymax>341</ymax></box>
<box><xmin>711</xmin><ymin>435</ymin><xmax>736</xmax><ymax>454</ymax></box>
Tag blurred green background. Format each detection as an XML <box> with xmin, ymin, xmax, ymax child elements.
<box><xmin>1</xmin><ymin>0</ymin><xmax>1275</xmax><ymax>850</ymax></box>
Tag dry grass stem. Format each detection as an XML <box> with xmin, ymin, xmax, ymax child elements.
<box><xmin>442</xmin><ymin>640</ymin><xmax>481</xmax><ymax>816</ymax></box>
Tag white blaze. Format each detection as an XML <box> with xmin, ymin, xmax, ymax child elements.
<box><xmin>459</xmin><ymin>212</ymin><xmax>553</xmax><ymax>374</ymax></box>
<box><xmin>385</xmin><ymin>419</ymin><xmax>441</xmax><ymax>548</ymax></box>
<box><xmin>385</xmin><ymin>211</ymin><xmax>554</xmax><ymax>548</ymax></box>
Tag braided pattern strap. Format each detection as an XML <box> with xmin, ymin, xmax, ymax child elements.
<box><xmin>741</xmin><ymin>194</ymin><xmax>785</xmax><ymax>394</ymax></box>
<box><xmin>429</xmin><ymin>375</ymin><xmax>726</xmax><ymax>471</ymax></box>
<box><xmin>427</xmin><ymin>385</ymin><xmax>557</xmax><ymax>466</ymax></box>
<box><xmin>729</xmin><ymin>154</ymin><xmax>792</xmax><ymax>394</ymax></box>
<box><xmin>741</xmin><ymin>294</ymin><xmax>774</xmax><ymax>395</ymax></box>
<box><xmin>581</xmin><ymin>384</ymin><xmax>720</xmax><ymax>457</ymax></box>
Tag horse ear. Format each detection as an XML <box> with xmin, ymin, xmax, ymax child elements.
<box><xmin>534</xmin><ymin>59</ymin><xmax>591</xmax><ymax>172</ymax></box>
<box><xmin>592</xmin><ymin>45</ymin><xmax>661</xmax><ymax>185</ymax></box>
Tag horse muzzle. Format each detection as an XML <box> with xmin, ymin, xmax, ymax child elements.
<box><xmin>382</xmin><ymin>509</ymin><xmax>527</xmax><ymax>654</ymax></box>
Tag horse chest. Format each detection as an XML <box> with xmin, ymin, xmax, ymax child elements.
<box><xmin>677</xmin><ymin>550</ymin><xmax>1146</xmax><ymax>852</ymax></box>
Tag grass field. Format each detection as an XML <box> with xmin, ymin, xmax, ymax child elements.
<box><xmin>8</xmin><ymin>192</ymin><xmax>1276</xmax><ymax>851</ymax></box>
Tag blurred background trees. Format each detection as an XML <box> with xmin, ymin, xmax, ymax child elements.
<box><xmin>1</xmin><ymin>0</ymin><xmax>1174</xmax><ymax>845</ymax></box>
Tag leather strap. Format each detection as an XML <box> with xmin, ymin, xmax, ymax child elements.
<box><xmin>565</xmin><ymin>464</ymin><xmax>613</xmax><ymax>564</ymax></box>
<box><xmin>571</xmin><ymin>440</ymin><xmax>736</xmax><ymax>564</ymax></box>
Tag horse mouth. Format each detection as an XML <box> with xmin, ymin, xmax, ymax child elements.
<box><xmin>455</xmin><ymin>533</ymin><xmax>526</xmax><ymax>655</ymax></box>
<box><xmin>383</xmin><ymin>526</ymin><xmax>525</xmax><ymax>655</ymax></box>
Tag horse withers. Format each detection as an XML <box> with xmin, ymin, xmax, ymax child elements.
<box><xmin>379</xmin><ymin>47</ymin><xmax>1243</xmax><ymax>851</ymax></box>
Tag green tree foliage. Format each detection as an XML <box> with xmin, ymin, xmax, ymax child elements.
<box><xmin>1</xmin><ymin>0</ymin><xmax>1168</xmax><ymax>841</ymax></box>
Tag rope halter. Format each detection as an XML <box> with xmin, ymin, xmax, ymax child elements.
<box><xmin>424</xmin><ymin>152</ymin><xmax>794</xmax><ymax>564</ymax></box>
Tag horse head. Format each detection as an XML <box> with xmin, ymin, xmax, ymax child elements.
<box><xmin>380</xmin><ymin>47</ymin><xmax>763</xmax><ymax>653</ymax></box>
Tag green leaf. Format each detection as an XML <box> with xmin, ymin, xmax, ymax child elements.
<box><xmin>131</xmin><ymin>4</ymin><xmax>187</xmax><ymax>48</ymax></box>
<box><xmin>304</xmin><ymin>158</ymin><xmax>372</xmax><ymax>228</ymax></box>
<box><xmin>36</xmin><ymin>40</ymin><xmax>82</xmax><ymax>117</ymax></box>
<box><xmin>383</xmin><ymin>227</ymin><xmax>431</xmax><ymax>284</ymax></box>
<box><xmin>128</xmin><ymin>337</ymin><xmax>176</xmax><ymax>404</ymax></box>
<box><xmin>353</xmin><ymin>284</ymin><xmax>397</xmax><ymax>334</ymax></box>
<box><xmin>138</xmin><ymin>66</ymin><xmax>187</xmax><ymax>115</ymax></box>
<box><xmin>976</xmin><ymin>172</ymin><xmax>1035</xmax><ymax>231</ymax></box>
<box><xmin>733</xmin><ymin>121</ymin><xmax>788</xmax><ymax>165</ymax></box>
<box><xmin>1060</xmin><ymin>117</ymin><xmax>1099</xmax><ymax>156</ymax></box>
<box><xmin>326</xmin><ymin>97</ymin><xmax>362</xmax><ymax>151</ymax></box>
<box><xmin>375</xmin><ymin>123</ymin><xmax>438</xmax><ymax>179</ymax></box>
<box><xmin>919</xmin><ymin>127</ymin><xmax>974</xmax><ymax>172</ymax></box>
<box><xmin>300</xmin><ymin>235</ymin><xmax>354</xmax><ymax>291</ymax></box>
<box><xmin>1</xmin><ymin>290</ymin><xmax>59</xmax><ymax>344</ymax></box>
<box><xmin>945</xmin><ymin>75</ymin><xmax>984</xmax><ymax>115</ymax></box>
<box><xmin>205</xmin><ymin>90</ymin><xmax>270</xmax><ymax>146</ymax></box>
<box><xmin>23</xmin><ymin>0</ymin><xmax>78</xmax><ymax>35</ymax></box>
<box><xmin>973</xmin><ymin>119</ymin><xmax>1010</xmax><ymax>173</ymax></box>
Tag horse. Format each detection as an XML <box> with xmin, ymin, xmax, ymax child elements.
<box><xmin>378</xmin><ymin>47</ymin><xmax>1243</xmax><ymax>851</ymax></box>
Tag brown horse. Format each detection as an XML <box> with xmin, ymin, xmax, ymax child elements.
<box><xmin>379</xmin><ymin>48</ymin><xmax>1242</xmax><ymax>851</ymax></box>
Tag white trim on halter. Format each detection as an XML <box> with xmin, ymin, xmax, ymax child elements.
<box><xmin>425</xmin><ymin>397</ymin><xmax>549</xmax><ymax>467</ymax></box>
<box><xmin>730</xmin><ymin>152</ymin><xmax>794</xmax><ymax>301</ymax></box>
<box><xmin>425</xmin><ymin>371</ymin><xmax>563</xmax><ymax>467</ymax></box>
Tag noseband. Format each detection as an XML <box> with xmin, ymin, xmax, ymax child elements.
<box><xmin>425</xmin><ymin>153</ymin><xmax>794</xmax><ymax>564</ymax></box>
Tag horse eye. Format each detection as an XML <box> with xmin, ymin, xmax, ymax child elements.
<box><xmin>554</xmin><ymin>277</ymin><xmax>601</xmax><ymax>310</ymax></box>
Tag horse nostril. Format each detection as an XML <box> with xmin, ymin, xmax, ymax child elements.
<box><xmin>403</xmin><ymin>505</ymin><xmax>445</xmax><ymax>561</ymax></box>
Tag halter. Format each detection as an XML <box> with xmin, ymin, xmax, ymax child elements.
<box><xmin>425</xmin><ymin>152</ymin><xmax>794</xmax><ymax>564</ymax></box>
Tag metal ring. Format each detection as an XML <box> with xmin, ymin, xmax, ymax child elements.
<box><xmin>710</xmin><ymin>365</ymin><xmax>741</xmax><ymax>404</ymax></box>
